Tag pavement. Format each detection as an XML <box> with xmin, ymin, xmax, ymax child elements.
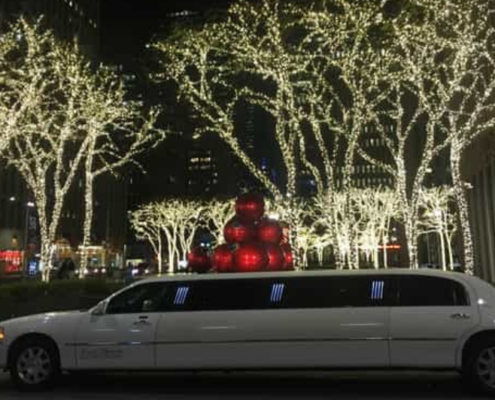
<box><xmin>0</xmin><ymin>370</ymin><xmax>491</xmax><ymax>399</ymax></box>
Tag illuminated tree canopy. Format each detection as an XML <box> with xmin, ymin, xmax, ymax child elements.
<box><xmin>130</xmin><ymin>199</ymin><xmax>205</xmax><ymax>274</ymax></box>
<box><xmin>0</xmin><ymin>19</ymin><xmax>163</xmax><ymax>281</ymax></box>
<box><xmin>153</xmin><ymin>0</ymin><xmax>495</xmax><ymax>271</ymax></box>
<box><xmin>0</xmin><ymin>19</ymin><xmax>95</xmax><ymax>281</ymax></box>
<box><xmin>78</xmin><ymin>66</ymin><xmax>164</xmax><ymax>278</ymax></box>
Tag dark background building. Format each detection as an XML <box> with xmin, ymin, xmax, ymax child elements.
<box><xmin>462</xmin><ymin>133</ymin><xmax>495</xmax><ymax>282</ymax></box>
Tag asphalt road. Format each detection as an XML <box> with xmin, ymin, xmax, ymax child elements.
<box><xmin>0</xmin><ymin>370</ymin><xmax>491</xmax><ymax>400</ymax></box>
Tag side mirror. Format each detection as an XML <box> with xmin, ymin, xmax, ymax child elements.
<box><xmin>91</xmin><ymin>301</ymin><xmax>106</xmax><ymax>316</ymax></box>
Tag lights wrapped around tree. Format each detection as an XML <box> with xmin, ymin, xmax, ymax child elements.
<box><xmin>233</xmin><ymin>243</ymin><xmax>268</xmax><ymax>272</ymax></box>
<box><xmin>224</xmin><ymin>217</ymin><xmax>256</xmax><ymax>244</ymax></box>
<box><xmin>264</xmin><ymin>243</ymin><xmax>285</xmax><ymax>271</ymax></box>
<box><xmin>281</xmin><ymin>243</ymin><xmax>294</xmax><ymax>270</ymax></box>
<box><xmin>280</xmin><ymin>221</ymin><xmax>290</xmax><ymax>244</ymax></box>
<box><xmin>257</xmin><ymin>218</ymin><xmax>283</xmax><ymax>244</ymax></box>
<box><xmin>212</xmin><ymin>244</ymin><xmax>234</xmax><ymax>273</ymax></box>
<box><xmin>187</xmin><ymin>246</ymin><xmax>211</xmax><ymax>274</ymax></box>
<box><xmin>235</xmin><ymin>193</ymin><xmax>265</xmax><ymax>222</ymax></box>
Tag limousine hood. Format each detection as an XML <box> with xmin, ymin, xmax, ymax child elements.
<box><xmin>1</xmin><ymin>310</ymin><xmax>83</xmax><ymax>326</ymax></box>
<box><xmin>0</xmin><ymin>310</ymin><xmax>86</xmax><ymax>344</ymax></box>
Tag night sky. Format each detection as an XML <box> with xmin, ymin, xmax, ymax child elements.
<box><xmin>100</xmin><ymin>0</ymin><xmax>232</xmax><ymax>63</ymax></box>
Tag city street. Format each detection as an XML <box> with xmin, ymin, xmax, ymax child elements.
<box><xmin>0</xmin><ymin>370</ymin><xmax>491</xmax><ymax>400</ymax></box>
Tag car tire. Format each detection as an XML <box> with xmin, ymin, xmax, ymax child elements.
<box><xmin>9</xmin><ymin>337</ymin><xmax>60</xmax><ymax>391</ymax></box>
<box><xmin>463</xmin><ymin>338</ymin><xmax>495</xmax><ymax>395</ymax></box>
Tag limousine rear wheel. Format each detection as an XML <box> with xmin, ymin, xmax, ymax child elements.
<box><xmin>9</xmin><ymin>337</ymin><xmax>60</xmax><ymax>391</ymax></box>
<box><xmin>464</xmin><ymin>338</ymin><xmax>495</xmax><ymax>395</ymax></box>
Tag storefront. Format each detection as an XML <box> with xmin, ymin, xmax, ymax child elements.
<box><xmin>0</xmin><ymin>250</ymin><xmax>23</xmax><ymax>276</ymax></box>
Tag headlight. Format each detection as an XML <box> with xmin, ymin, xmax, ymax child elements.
<box><xmin>0</xmin><ymin>327</ymin><xmax>5</xmax><ymax>342</ymax></box>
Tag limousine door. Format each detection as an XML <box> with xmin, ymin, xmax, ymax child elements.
<box><xmin>389</xmin><ymin>275</ymin><xmax>480</xmax><ymax>367</ymax></box>
<box><xmin>257</xmin><ymin>276</ymin><xmax>391</xmax><ymax>368</ymax></box>
<box><xmin>155</xmin><ymin>276</ymin><xmax>391</xmax><ymax>369</ymax></box>
<box><xmin>155</xmin><ymin>280</ymin><xmax>272</xmax><ymax>369</ymax></box>
<box><xmin>75</xmin><ymin>283</ymin><xmax>167</xmax><ymax>369</ymax></box>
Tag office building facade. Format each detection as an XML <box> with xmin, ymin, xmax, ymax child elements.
<box><xmin>462</xmin><ymin>133</ymin><xmax>495</xmax><ymax>282</ymax></box>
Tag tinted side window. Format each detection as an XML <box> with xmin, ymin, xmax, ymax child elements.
<box><xmin>282</xmin><ymin>276</ymin><xmax>390</xmax><ymax>308</ymax></box>
<box><xmin>106</xmin><ymin>283</ymin><xmax>169</xmax><ymax>314</ymax></box>
<box><xmin>398</xmin><ymin>276</ymin><xmax>469</xmax><ymax>306</ymax></box>
<box><xmin>166</xmin><ymin>279</ymin><xmax>271</xmax><ymax>311</ymax></box>
<box><xmin>162</xmin><ymin>276</ymin><xmax>392</xmax><ymax>312</ymax></box>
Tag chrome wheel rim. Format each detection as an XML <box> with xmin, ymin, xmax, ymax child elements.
<box><xmin>16</xmin><ymin>347</ymin><xmax>52</xmax><ymax>385</ymax></box>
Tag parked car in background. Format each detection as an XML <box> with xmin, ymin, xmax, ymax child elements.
<box><xmin>1</xmin><ymin>269</ymin><xmax>495</xmax><ymax>394</ymax></box>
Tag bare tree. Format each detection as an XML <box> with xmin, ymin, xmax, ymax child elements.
<box><xmin>352</xmin><ymin>188</ymin><xmax>400</xmax><ymax>269</ymax></box>
<box><xmin>152</xmin><ymin>0</ymin><xmax>412</xmax><ymax>269</ymax></box>
<box><xmin>153</xmin><ymin>0</ymin><xmax>494</xmax><ymax>271</ymax></box>
<box><xmin>78</xmin><ymin>69</ymin><xmax>163</xmax><ymax>278</ymax></box>
<box><xmin>353</xmin><ymin>0</ymin><xmax>495</xmax><ymax>272</ymax></box>
<box><xmin>418</xmin><ymin>186</ymin><xmax>457</xmax><ymax>271</ymax></box>
<box><xmin>419</xmin><ymin>1</ymin><xmax>495</xmax><ymax>274</ymax></box>
<box><xmin>0</xmin><ymin>19</ymin><xmax>95</xmax><ymax>281</ymax></box>
<box><xmin>202</xmin><ymin>198</ymin><xmax>235</xmax><ymax>246</ymax></box>
<box><xmin>130</xmin><ymin>203</ymin><xmax>164</xmax><ymax>274</ymax></box>
<box><xmin>131</xmin><ymin>199</ymin><xmax>205</xmax><ymax>274</ymax></box>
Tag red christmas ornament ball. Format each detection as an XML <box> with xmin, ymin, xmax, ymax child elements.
<box><xmin>212</xmin><ymin>244</ymin><xmax>234</xmax><ymax>273</ymax></box>
<box><xmin>224</xmin><ymin>217</ymin><xmax>255</xmax><ymax>244</ymax></box>
<box><xmin>233</xmin><ymin>243</ymin><xmax>268</xmax><ymax>272</ymax></box>
<box><xmin>265</xmin><ymin>243</ymin><xmax>285</xmax><ymax>271</ymax></box>
<box><xmin>257</xmin><ymin>218</ymin><xmax>283</xmax><ymax>244</ymax></box>
<box><xmin>187</xmin><ymin>246</ymin><xmax>211</xmax><ymax>273</ymax></box>
<box><xmin>281</xmin><ymin>243</ymin><xmax>294</xmax><ymax>270</ymax></box>
<box><xmin>235</xmin><ymin>193</ymin><xmax>265</xmax><ymax>222</ymax></box>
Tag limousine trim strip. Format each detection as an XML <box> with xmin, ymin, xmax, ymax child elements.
<box><xmin>65</xmin><ymin>337</ymin><xmax>458</xmax><ymax>347</ymax></box>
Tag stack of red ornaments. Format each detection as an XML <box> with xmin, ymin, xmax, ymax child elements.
<box><xmin>188</xmin><ymin>193</ymin><xmax>294</xmax><ymax>273</ymax></box>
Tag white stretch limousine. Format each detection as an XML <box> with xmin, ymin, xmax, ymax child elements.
<box><xmin>2</xmin><ymin>269</ymin><xmax>495</xmax><ymax>393</ymax></box>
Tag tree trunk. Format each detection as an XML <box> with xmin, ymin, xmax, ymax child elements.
<box><xmin>79</xmin><ymin>173</ymin><xmax>94</xmax><ymax>279</ymax></box>
<box><xmin>302</xmin><ymin>249</ymin><xmax>309</xmax><ymax>269</ymax></box>
<box><xmin>373</xmin><ymin>242</ymin><xmax>379</xmax><ymax>269</ymax></box>
<box><xmin>451</xmin><ymin>147</ymin><xmax>475</xmax><ymax>274</ymax></box>
<box><xmin>333</xmin><ymin>242</ymin><xmax>343</xmax><ymax>269</ymax></box>
<box><xmin>157</xmin><ymin>238</ymin><xmax>163</xmax><ymax>276</ymax></box>
<box><xmin>317</xmin><ymin>247</ymin><xmax>324</xmax><ymax>266</ymax></box>
<box><xmin>404</xmin><ymin>216</ymin><xmax>418</xmax><ymax>269</ymax></box>
<box><xmin>382</xmin><ymin>235</ymin><xmax>388</xmax><ymax>268</ymax></box>
<box><xmin>438</xmin><ymin>231</ymin><xmax>446</xmax><ymax>271</ymax></box>
<box><xmin>167</xmin><ymin>246</ymin><xmax>174</xmax><ymax>274</ymax></box>
<box><xmin>36</xmin><ymin>198</ymin><xmax>52</xmax><ymax>282</ymax></box>
<box><xmin>354</xmin><ymin>243</ymin><xmax>360</xmax><ymax>269</ymax></box>
<box><xmin>446</xmin><ymin>233</ymin><xmax>454</xmax><ymax>271</ymax></box>
<box><xmin>40</xmin><ymin>234</ymin><xmax>52</xmax><ymax>283</ymax></box>
<box><xmin>165</xmin><ymin>230</ymin><xmax>176</xmax><ymax>274</ymax></box>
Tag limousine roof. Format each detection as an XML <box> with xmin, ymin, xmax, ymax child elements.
<box><xmin>141</xmin><ymin>268</ymin><xmax>477</xmax><ymax>283</ymax></box>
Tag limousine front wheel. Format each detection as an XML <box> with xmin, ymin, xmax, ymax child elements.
<box><xmin>9</xmin><ymin>337</ymin><xmax>60</xmax><ymax>391</ymax></box>
<box><xmin>464</xmin><ymin>339</ymin><xmax>495</xmax><ymax>395</ymax></box>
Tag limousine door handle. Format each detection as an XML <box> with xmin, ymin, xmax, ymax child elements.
<box><xmin>450</xmin><ymin>313</ymin><xmax>471</xmax><ymax>320</ymax></box>
<box><xmin>133</xmin><ymin>316</ymin><xmax>151</xmax><ymax>326</ymax></box>
<box><xmin>133</xmin><ymin>320</ymin><xmax>151</xmax><ymax>326</ymax></box>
